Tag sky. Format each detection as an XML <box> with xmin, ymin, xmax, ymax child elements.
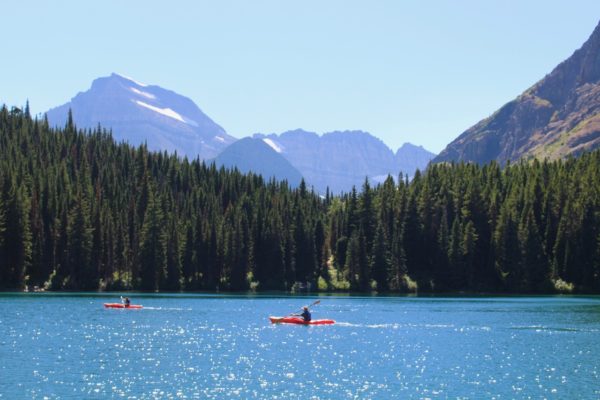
<box><xmin>2</xmin><ymin>1</ymin><xmax>600</xmax><ymax>154</ymax></box>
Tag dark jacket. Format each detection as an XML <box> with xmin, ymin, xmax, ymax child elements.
<box><xmin>301</xmin><ymin>309</ymin><xmax>311</xmax><ymax>322</ymax></box>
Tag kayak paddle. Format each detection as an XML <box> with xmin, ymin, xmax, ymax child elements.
<box><xmin>306</xmin><ymin>299</ymin><xmax>321</xmax><ymax>309</ymax></box>
<box><xmin>292</xmin><ymin>299</ymin><xmax>320</xmax><ymax>314</ymax></box>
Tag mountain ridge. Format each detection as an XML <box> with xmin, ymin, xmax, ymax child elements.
<box><xmin>251</xmin><ymin>129</ymin><xmax>435</xmax><ymax>193</ymax></box>
<box><xmin>43</xmin><ymin>73</ymin><xmax>435</xmax><ymax>192</ymax></box>
<box><xmin>434</xmin><ymin>20</ymin><xmax>600</xmax><ymax>164</ymax></box>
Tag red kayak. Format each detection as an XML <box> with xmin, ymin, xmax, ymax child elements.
<box><xmin>269</xmin><ymin>316</ymin><xmax>335</xmax><ymax>325</ymax></box>
<box><xmin>104</xmin><ymin>303</ymin><xmax>143</xmax><ymax>309</ymax></box>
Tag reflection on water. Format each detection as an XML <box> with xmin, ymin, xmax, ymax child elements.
<box><xmin>1</xmin><ymin>294</ymin><xmax>599</xmax><ymax>399</ymax></box>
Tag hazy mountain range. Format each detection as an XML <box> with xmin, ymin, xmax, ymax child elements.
<box><xmin>45</xmin><ymin>73</ymin><xmax>435</xmax><ymax>193</ymax></box>
<box><xmin>249</xmin><ymin>130</ymin><xmax>434</xmax><ymax>193</ymax></box>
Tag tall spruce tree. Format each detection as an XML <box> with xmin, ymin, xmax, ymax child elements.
<box><xmin>66</xmin><ymin>193</ymin><xmax>94</xmax><ymax>289</ymax></box>
<box><xmin>371</xmin><ymin>222</ymin><xmax>390</xmax><ymax>291</ymax></box>
<box><xmin>139</xmin><ymin>183</ymin><xmax>165</xmax><ymax>291</ymax></box>
<box><xmin>0</xmin><ymin>179</ymin><xmax>32</xmax><ymax>289</ymax></box>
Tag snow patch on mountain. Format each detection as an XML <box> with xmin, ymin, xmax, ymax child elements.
<box><xmin>134</xmin><ymin>100</ymin><xmax>190</xmax><ymax>124</ymax></box>
<box><xmin>263</xmin><ymin>138</ymin><xmax>283</xmax><ymax>153</ymax></box>
<box><xmin>115</xmin><ymin>73</ymin><xmax>148</xmax><ymax>87</ymax></box>
<box><xmin>130</xmin><ymin>87</ymin><xmax>156</xmax><ymax>99</ymax></box>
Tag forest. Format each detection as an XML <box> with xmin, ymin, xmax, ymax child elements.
<box><xmin>0</xmin><ymin>105</ymin><xmax>599</xmax><ymax>293</ymax></box>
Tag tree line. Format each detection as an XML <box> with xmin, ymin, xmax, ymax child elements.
<box><xmin>0</xmin><ymin>105</ymin><xmax>599</xmax><ymax>293</ymax></box>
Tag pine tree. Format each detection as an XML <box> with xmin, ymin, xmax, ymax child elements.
<box><xmin>0</xmin><ymin>179</ymin><xmax>32</xmax><ymax>289</ymax></box>
<box><xmin>403</xmin><ymin>193</ymin><xmax>423</xmax><ymax>281</ymax></box>
<box><xmin>0</xmin><ymin>181</ymin><xmax>5</xmax><ymax>250</ymax></box>
<box><xmin>371</xmin><ymin>222</ymin><xmax>390</xmax><ymax>291</ymax></box>
<box><xmin>494</xmin><ymin>202</ymin><xmax>521</xmax><ymax>291</ymax></box>
<box><xmin>359</xmin><ymin>178</ymin><xmax>375</xmax><ymax>252</ymax></box>
<box><xmin>139</xmin><ymin>184</ymin><xmax>165</xmax><ymax>291</ymax></box>
<box><xmin>314</xmin><ymin>218</ymin><xmax>326</xmax><ymax>280</ymax></box>
<box><xmin>181</xmin><ymin>222</ymin><xmax>198</xmax><ymax>290</ymax></box>
<box><xmin>434</xmin><ymin>206</ymin><xmax>450</xmax><ymax>290</ymax></box>
<box><xmin>461</xmin><ymin>220</ymin><xmax>478</xmax><ymax>290</ymax></box>
<box><xmin>66</xmin><ymin>193</ymin><xmax>94</xmax><ymax>289</ymax></box>
<box><xmin>447</xmin><ymin>218</ymin><xmax>463</xmax><ymax>290</ymax></box>
<box><xmin>164</xmin><ymin>216</ymin><xmax>182</xmax><ymax>291</ymax></box>
<box><xmin>345</xmin><ymin>231</ymin><xmax>361</xmax><ymax>290</ymax></box>
<box><xmin>228</xmin><ymin>211</ymin><xmax>249</xmax><ymax>291</ymax></box>
<box><xmin>519</xmin><ymin>209</ymin><xmax>549</xmax><ymax>292</ymax></box>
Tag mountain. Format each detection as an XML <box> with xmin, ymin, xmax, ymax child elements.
<box><xmin>251</xmin><ymin>129</ymin><xmax>435</xmax><ymax>193</ymax></box>
<box><xmin>45</xmin><ymin>73</ymin><xmax>235</xmax><ymax>160</ymax></box>
<box><xmin>43</xmin><ymin>73</ymin><xmax>435</xmax><ymax>190</ymax></box>
<box><xmin>435</xmin><ymin>21</ymin><xmax>600</xmax><ymax>165</ymax></box>
<box><xmin>213</xmin><ymin>137</ymin><xmax>303</xmax><ymax>187</ymax></box>
<box><xmin>395</xmin><ymin>143</ymin><xmax>436</xmax><ymax>174</ymax></box>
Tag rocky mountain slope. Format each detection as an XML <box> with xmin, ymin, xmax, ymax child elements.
<box><xmin>434</xmin><ymin>21</ymin><xmax>600</xmax><ymax>164</ymax></box>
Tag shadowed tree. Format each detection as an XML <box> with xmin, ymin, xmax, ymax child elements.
<box><xmin>139</xmin><ymin>183</ymin><xmax>165</xmax><ymax>291</ymax></box>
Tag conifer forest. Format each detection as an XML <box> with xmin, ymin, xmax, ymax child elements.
<box><xmin>1</xmin><ymin>105</ymin><xmax>599</xmax><ymax>293</ymax></box>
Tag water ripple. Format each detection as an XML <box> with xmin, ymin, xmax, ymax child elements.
<box><xmin>1</xmin><ymin>294</ymin><xmax>600</xmax><ymax>398</ymax></box>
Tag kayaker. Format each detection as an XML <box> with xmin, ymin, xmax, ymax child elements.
<box><xmin>294</xmin><ymin>306</ymin><xmax>311</xmax><ymax>322</ymax></box>
<box><xmin>123</xmin><ymin>297</ymin><xmax>131</xmax><ymax>308</ymax></box>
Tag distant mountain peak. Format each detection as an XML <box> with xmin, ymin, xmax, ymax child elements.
<box><xmin>398</xmin><ymin>142</ymin><xmax>425</xmax><ymax>151</ymax></box>
<box><xmin>45</xmin><ymin>73</ymin><xmax>235</xmax><ymax>160</ymax></box>
<box><xmin>243</xmin><ymin>129</ymin><xmax>435</xmax><ymax>193</ymax></box>
<box><xmin>213</xmin><ymin>137</ymin><xmax>303</xmax><ymax>186</ymax></box>
<box><xmin>111</xmin><ymin>72</ymin><xmax>149</xmax><ymax>87</ymax></box>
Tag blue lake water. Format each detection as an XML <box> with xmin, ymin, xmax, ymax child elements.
<box><xmin>1</xmin><ymin>294</ymin><xmax>599</xmax><ymax>399</ymax></box>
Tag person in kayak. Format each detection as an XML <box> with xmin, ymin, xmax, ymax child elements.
<box><xmin>294</xmin><ymin>306</ymin><xmax>311</xmax><ymax>322</ymax></box>
<box><xmin>122</xmin><ymin>297</ymin><xmax>131</xmax><ymax>308</ymax></box>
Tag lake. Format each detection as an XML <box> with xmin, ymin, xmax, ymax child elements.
<box><xmin>1</xmin><ymin>294</ymin><xmax>599</xmax><ymax>399</ymax></box>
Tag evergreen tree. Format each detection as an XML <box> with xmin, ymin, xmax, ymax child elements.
<box><xmin>461</xmin><ymin>220</ymin><xmax>478</xmax><ymax>290</ymax></box>
<box><xmin>181</xmin><ymin>222</ymin><xmax>198</xmax><ymax>290</ymax></box>
<box><xmin>0</xmin><ymin>182</ymin><xmax>5</xmax><ymax>250</ymax></box>
<box><xmin>139</xmin><ymin>184</ymin><xmax>165</xmax><ymax>291</ymax></box>
<box><xmin>164</xmin><ymin>216</ymin><xmax>182</xmax><ymax>291</ymax></box>
<box><xmin>345</xmin><ymin>231</ymin><xmax>361</xmax><ymax>290</ymax></box>
<box><xmin>0</xmin><ymin>179</ymin><xmax>32</xmax><ymax>289</ymax></box>
<box><xmin>519</xmin><ymin>209</ymin><xmax>549</xmax><ymax>292</ymax></box>
<box><xmin>66</xmin><ymin>193</ymin><xmax>94</xmax><ymax>289</ymax></box>
<box><xmin>314</xmin><ymin>218</ymin><xmax>326</xmax><ymax>280</ymax></box>
<box><xmin>447</xmin><ymin>218</ymin><xmax>463</xmax><ymax>290</ymax></box>
<box><xmin>371</xmin><ymin>222</ymin><xmax>390</xmax><ymax>291</ymax></box>
<box><xmin>494</xmin><ymin>202</ymin><xmax>521</xmax><ymax>291</ymax></box>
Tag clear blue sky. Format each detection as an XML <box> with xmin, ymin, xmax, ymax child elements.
<box><xmin>2</xmin><ymin>1</ymin><xmax>600</xmax><ymax>153</ymax></box>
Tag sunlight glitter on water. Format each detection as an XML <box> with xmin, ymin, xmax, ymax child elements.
<box><xmin>1</xmin><ymin>294</ymin><xmax>600</xmax><ymax>398</ymax></box>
